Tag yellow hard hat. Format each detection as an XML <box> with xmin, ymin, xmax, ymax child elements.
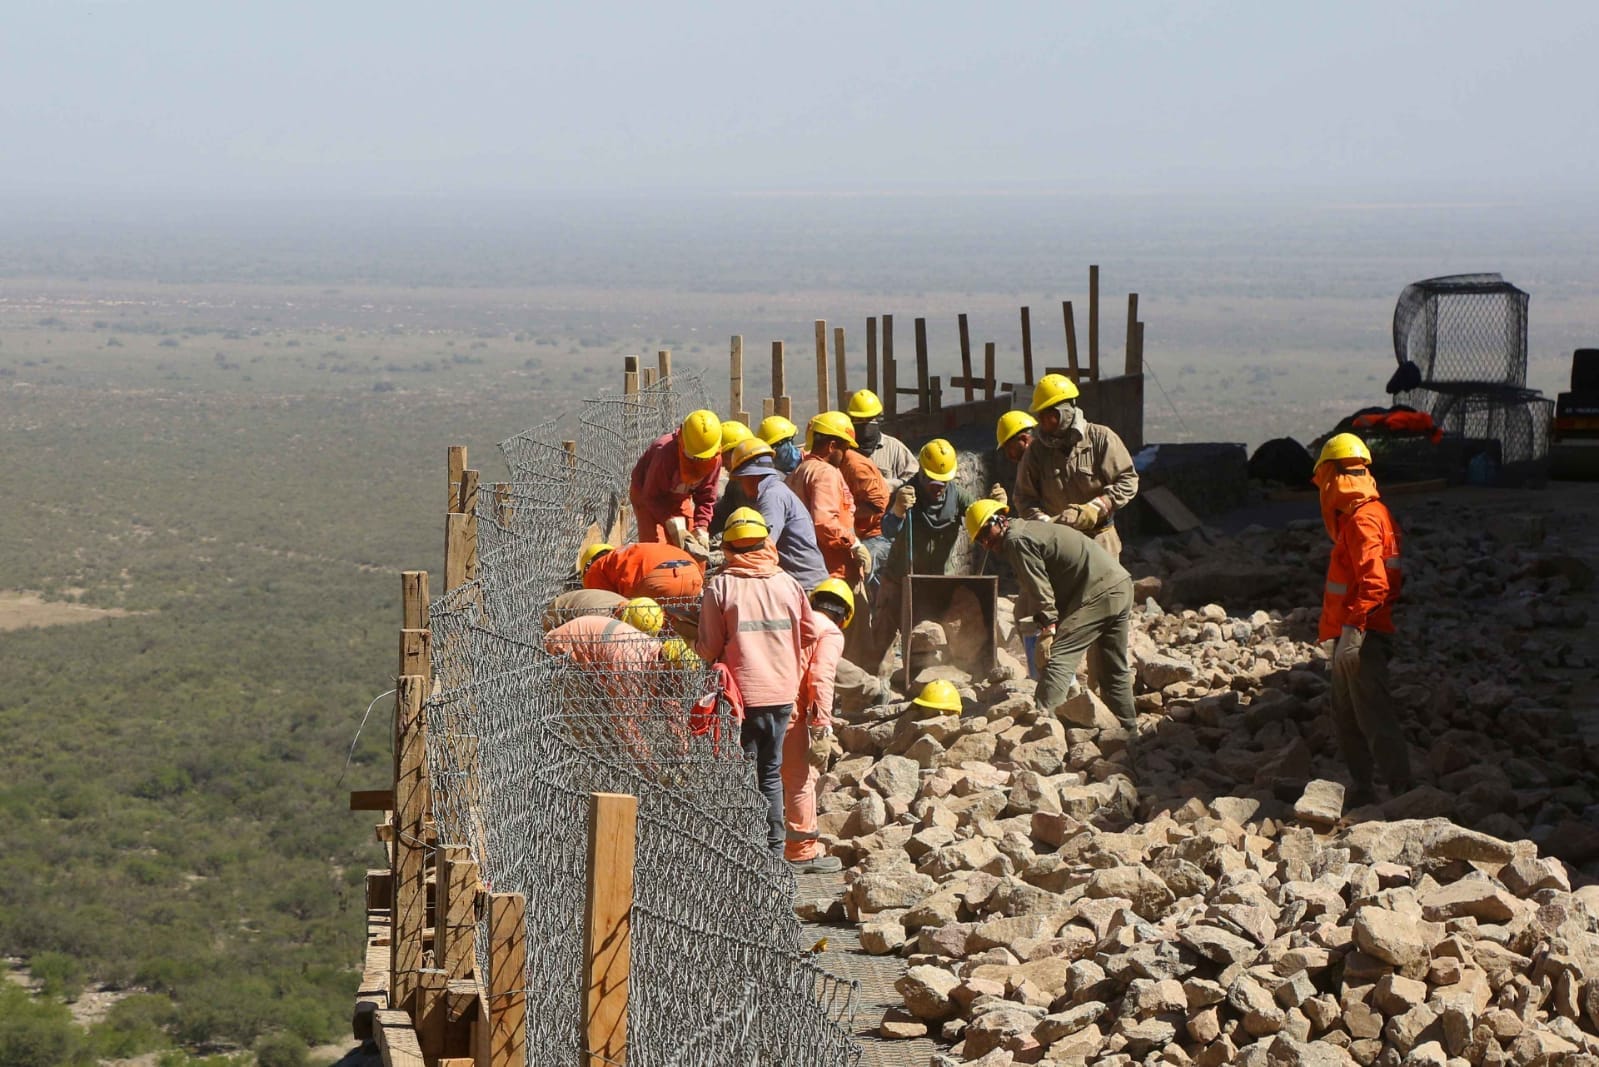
<box><xmin>680</xmin><ymin>409</ymin><xmax>723</xmax><ymax>459</ymax></box>
<box><xmin>918</xmin><ymin>438</ymin><xmax>958</xmax><ymax>482</ymax></box>
<box><xmin>723</xmin><ymin>505</ymin><xmax>769</xmax><ymax>544</ymax></box>
<box><xmin>579</xmin><ymin>542</ymin><xmax>615</xmax><ymax>573</ymax></box>
<box><xmin>810</xmin><ymin>577</ymin><xmax>856</xmax><ymax>629</ymax></box>
<box><xmin>964</xmin><ymin>498</ymin><xmax>1008</xmax><ymax>542</ymax></box>
<box><xmin>912</xmin><ymin>679</ymin><xmax>963</xmax><ymax>714</ymax></box>
<box><xmin>660</xmin><ymin>635</ymin><xmax>702</xmax><ymax>668</ymax></box>
<box><xmin>996</xmin><ymin>410</ymin><xmax>1038</xmax><ymax>448</ymax></box>
<box><xmin>728</xmin><ymin>437</ymin><xmax>776</xmax><ymax>473</ymax></box>
<box><xmin>619</xmin><ymin>596</ymin><xmax>664</xmax><ymax>634</ymax></box>
<box><xmin>720</xmin><ymin>419</ymin><xmax>754</xmax><ymax>454</ymax></box>
<box><xmin>806</xmin><ymin>410</ymin><xmax>859</xmax><ymax>452</ymax></box>
<box><xmin>846</xmin><ymin>389</ymin><xmax>884</xmax><ymax>421</ymax></box>
<box><xmin>757</xmin><ymin>414</ymin><xmax>798</xmax><ymax>446</ymax></box>
<box><xmin>1316</xmin><ymin>432</ymin><xmax>1372</xmax><ymax>468</ymax></box>
<box><xmin>1030</xmin><ymin>373</ymin><xmax>1080</xmax><ymax>414</ymax></box>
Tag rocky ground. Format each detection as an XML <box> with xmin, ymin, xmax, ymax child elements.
<box><xmin>800</xmin><ymin>485</ymin><xmax>1599</xmax><ymax>1066</ymax></box>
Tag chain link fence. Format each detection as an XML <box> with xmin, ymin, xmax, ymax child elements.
<box><xmin>422</xmin><ymin>372</ymin><xmax>862</xmax><ymax>1067</ymax></box>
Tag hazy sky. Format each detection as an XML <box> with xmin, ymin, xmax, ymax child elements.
<box><xmin>4</xmin><ymin>1</ymin><xmax>1597</xmax><ymax>199</ymax></box>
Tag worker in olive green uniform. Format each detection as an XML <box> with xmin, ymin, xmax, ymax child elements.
<box><xmin>965</xmin><ymin>499</ymin><xmax>1136</xmax><ymax>734</ymax></box>
<box><xmin>1014</xmin><ymin>373</ymin><xmax>1138</xmax><ymax>559</ymax></box>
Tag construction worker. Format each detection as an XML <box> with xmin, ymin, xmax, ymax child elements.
<box><xmin>990</xmin><ymin>410</ymin><xmax>1038</xmax><ymax>506</ymax></box>
<box><xmin>628</xmin><ymin>409</ymin><xmax>723</xmax><ymax>546</ymax></box>
<box><xmin>839</xmin><ymin>436</ymin><xmax>892</xmax><ymax>568</ymax></box>
<box><xmin>1314</xmin><ymin>433</ymin><xmax>1411</xmax><ymax>807</ymax></box>
<box><xmin>783</xmin><ymin>578</ymin><xmax>852</xmax><ymax>873</ymax></box>
<box><xmin>697</xmin><ymin>507</ymin><xmax>823</xmax><ymax>854</ymax></box>
<box><xmin>787</xmin><ymin>411</ymin><xmax>874</xmax><ymax>582</ymax></box>
<box><xmin>910</xmin><ymin>678</ymin><xmax>964</xmax><ymax>718</ymax></box>
<box><xmin>846</xmin><ymin>388</ymin><xmax>918</xmax><ymax>487</ymax></box>
<box><xmin>758</xmin><ymin>414</ymin><xmax>804</xmax><ymax>474</ymax></box>
<box><xmin>542</xmin><ymin>587</ymin><xmax>628</xmax><ymax>631</ymax></box>
<box><xmin>1013</xmin><ymin>373</ymin><xmax>1138</xmax><ymax>558</ymax></box>
<box><xmin>724</xmin><ymin>437</ymin><xmax>829</xmax><ymax>592</ymax></box>
<box><xmin>544</xmin><ymin>613</ymin><xmax>664</xmax><ymax>759</ymax></box>
<box><xmin>965</xmin><ymin>500</ymin><xmax>1137</xmax><ymax>739</ymax></box>
<box><xmin>709</xmin><ymin>419</ymin><xmax>756</xmax><ymax>516</ymax></box>
<box><xmin>580</xmin><ymin>541</ymin><xmax>704</xmax><ymax>605</ymax></box>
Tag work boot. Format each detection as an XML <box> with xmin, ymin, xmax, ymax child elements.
<box><xmin>789</xmin><ymin>855</ymin><xmax>843</xmax><ymax>874</ymax></box>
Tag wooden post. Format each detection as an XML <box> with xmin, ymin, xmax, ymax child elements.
<box><xmin>436</xmin><ymin>846</ymin><xmax>479</xmax><ymax>981</ymax></box>
<box><xmin>1125</xmin><ymin>293</ymin><xmax>1140</xmax><ymax>377</ymax></box>
<box><xmin>483</xmin><ymin>892</ymin><xmax>526</xmax><ymax>1067</ymax></box>
<box><xmin>865</xmin><ymin>316</ymin><xmax>878</xmax><ymax>395</ymax></box>
<box><xmin>640</xmin><ymin>367</ymin><xmax>656</xmax><ymax>389</ymax></box>
<box><xmin>930</xmin><ymin>375</ymin><xmax>943</xmax><ymax>413</ymax></box>
<box><xmin>984</xmin><ymin>342</ymin><xmax>997</xmax><ymax>400</ymax></box>
<box><xmin>458</xmin><ymin>469</ymin><xmax>479</xmax><ymax>519</ymax></box>
<box><xmin>957</xmin><ymin>313</ymin><xmax>974</xmax><ymax>402</ymax></box>
<box><xmin>914</xmin><ymin>317</ymin><xmax>930</xmax><ymax>414</ymax></box>
<box><xmin>561</xmin><ymin>441</ymin><xmax>577</xmax><ymax>470</ymax></box>
<box><xmin>445</xmin><ymin>514</ymin><xmax>475</xmax><ymax>589</ymax></box>
<box><xmin>656</xmin><ymin>349</ymin><xmax>671</xmax><ymax>382</ymax></box>
<box><xmin>623</xmin><ymin>355</ymin><xmax>639</xmax><ymax>396</ymax></box>
<box><xmin>1088</xmin><ymin>264</ymin><xmax>1100</xmax><ymax>382</ymax></box>
<box><xmin>814</xmin><ymin>320</ymin><xmax>829</xmax><ymax>416</ymax></box>
<box><xmin>833</xmin><ymin>326</ymin><xmax>848</xmax><ymax>410</ymax></box>
<box><xmin>391</xmin><ymin>674</ymin><xmax>429</xmax><ymax>1013</ymax></box>
<box><xmin>417</xmin><ymin>968</ymin><xmax>448</xmax><ymax>1061</ymax></box>
<box><xmin>402</xmin><ymin>571</ymin><xmax>429</xmax><ymax>631</ymax></box>
<box><xmin>771</xmin><ymin>341</ymin><xmax>791</xmax><ymax>419</ymax></box>
<box><xmin>447</xmin><ymin>446</ymin><xmax>467</xmax><ymax>515</ymax></box>
<box><xmin>1133</xmin><ymin>320</ymin><xmax>1146</xmax><ymax>375</ymax></box>
<box><xmin>400</xmin><ymin>628</ymin><xmax>431</xmax><ymax>684</ymax></box>
<box><xmin>583</xmin><ymin>793</ymin><xmax>637</xmax><ymax>1067</ymax></box>
<box><xmin>883</xmin><ymin>314</ymin><xmax>896</xmax><ymax>417</ymax></box>
<box><xmin>1020</xmin><ymin>306</ymin><xmax>1035</xmax><ymax>386</ymax></box>
<box><xmin>1063</xmin><ymin>301</ymin><xmax>1081</xmax><ymax>381</ymax></box>
<box><xmin>729</xmin><ymin>336</ymin><xmax>747</xmax><ymax>424</ymax></box>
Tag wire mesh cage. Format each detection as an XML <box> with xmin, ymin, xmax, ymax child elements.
<box><xmin>1422</xmin><ymin>384</ymin><xmax>1554</xmax><ymax>487</ymax></box>
<box><xmin>1392</xmin><ymin>273</ymin><xmax>1530</xmax><ymax>395</ymax></box>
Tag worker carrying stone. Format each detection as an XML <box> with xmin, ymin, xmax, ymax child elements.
<box><xmin>786</xmin><ymin>411</ymin><xmax>874</xmax><ymax>582</ymax></box>
<box><xmin>846</xmin><ymin>388</ymin><xmax>919</xmax><ymax>487</ymax></box>
<box><xmin>697</xmin><ymin>507</ymin><xmax>823</xmax><ymax>854</ymax></box>
<box><xmin>628</xmin><ymin>408</ymin><xmax>723</xmax><ymax>547</ymax></box>
<box><xmin>1012</xmin><ymin>373</ymin><xmax>1138</xmax><ymax>558</ymax></box>
<box><xmin>964</xmin><ymin>499</ymin><xmax>1137</xmax><ymax>739</ymax></box>
<box><xmin>722</xmin><ymin>437</ymin><xmax>829</xmax><ymax>592</ymax></box>
<box><xmin>1313</xmin><ymin>433</ymin><xmax>1412</xmax><ymax>807</ymax></box>
<box><xmin>782</xmin><ymin>578</ymin><xmax>853</xmax><ymax>873</ymax></box>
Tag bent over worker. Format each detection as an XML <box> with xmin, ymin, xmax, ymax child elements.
<box><xmin>580</xmin><ymin>541</ymin><xmax>704</xmax><ymax>604</ymax></box>
<box><xmin>966</xmin><ymin>499</ymin><xmax>1137</xmax><ymax>736</ymax></box>
<box><xmin>782</xmin><ymin>578</ymin><xmax>851</xmax><ymax>873</ymax></box>
<box><xmin>697</xmin><ymin>507</ymin><xmax>822</xmax><ymax>854</ymax></box>
<box><xmin>628</xmin><ymin>409</ymin><xmax>723</xmax><ymax>546</ymax></box>
<box><xmin>1314</xmin><ymin>433</ymin><xmax>1411</xmax><ymax>807</ymax></box>
<box><xmin>1014</xmin><ymin>374</ymin><xmax>1138</xmax><ymax>558</ymax></box>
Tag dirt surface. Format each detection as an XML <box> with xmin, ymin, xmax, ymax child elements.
<box><xmin>0</xmin><ymin>590</ymin><xmax>136</xmax><ymax>630</ymax></box>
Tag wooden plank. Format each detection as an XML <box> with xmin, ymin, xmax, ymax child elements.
<box><xmin>914</xmin><ymin>317</ymin><xmax>930</xmax><ymax>414</ymax></box>
<box><xmin>640</xmin><ymin>367</ymin><xmax>656</xmax><ymax>389</ymax></box>
<box><xmin>814</xmin><ymin>319</ymin><xmax>829</xmax><ymax>415</ymax></box>
<box><xmin>776</xmin><ymin>396</ymin><xmax>792</xmax><ymax>418</ymax></box>
<box><xmin>401</xmin><ymin>571</ymin><xmax>429</xmax><ymax>631</ymax></box>
<box><xmin>399</xmin><ymin>628</ymin><xmax>430</xmax><ymax>683</ymax></box>
<box><xmin>447</xmin><ymin>446</ymin><xmax>467</xmax><ymax>515</ymax></box>
<box><xmin>623</xmin><ymin>354</ymin><xmax>639</xmax><ymax>395</ymax></box>
<box><xmin>761</xmin><ymin>397</ymin><xmax>775</xmax><ymax>419</ymax></box>
<box><xmin>730</xmin><ymin>335</ymin><xmax>745</xmax><ymax>423</ymax></box>
<box><xmin>351</xmin><ymin>789</ymin><xmax>394</xmax><ymax>812</ymax></box>
<box><xmin>1088</xmin><ymin>264</ymin><xmax>1100</xmax><ymax>382</ymax></box>
<box><xmin>437</xmin><ymin>846</ymin><xmax>479</xmax><ymax>981</ymax></box>
<box><xmin>376</xmin><ymin>1009</ymin><xmax>427</xmax><ymax>1067</ymax></box>
<box><xmin>865</xmin><ymin>316</ymin><xmax>878</xmax><ymax>394</ymax></box>
<box><xmin>458</xmin><ymin>468</ymin><xmax>479</xmax><ymax>518</ymax></box>
<box><xmin>833</xmin><ymin>326</ymin><xmax>848</xmax><ymax>410</ymax></box>
<box><xmin>930</xmin><ymin>375</ymin><xmax>943</xmax><ymax>413</ymax></box>
<box><xmin>445</xmin><ymin>512</ymin><xmax>472</xmax><ymax>590</ymax></box>
<box><xmin>1020</xmin><ymin>306</ymin><xmax>1034</xmax><ymax>386</ymax></box>
<box><xmin>485</xmin><ymin>893</ymin><xmax>527</xmax><ymax>1067</ymax></box>
<box><xmin>584</xmin><ymin>793</ymin><xmax>637</xmax><ymax>1067</ymax></box>
<box><xmin>390</xmin><ymin>675</ymin><xmax>429</xmax><ymax>1014</ymax></box>
<box><xmin>1125</xmin><ymin>293</ymin><xmax>1140</xmax><ymax>377</ymax></box>
<box><xmin>1133</xmin><ymin>320</ymin><xmax>1145</xmax><ymax>376</ymax></box>
<box><xmin>883</xmin><ymin>314</ymin><xmax>896</xmax><ymax>417</ymax></box>
<box><xmin>770</xmin><ymin>341</ymin><xmax>786</xmax><ymax>414</ymax></box>
<box><xmin>983</xmin><ymin>342</ymin><xmax>997</xmax><ymax>400</ymax></box>
<box><xmin>1142</xmin><ymin>485</ymin><xmax>1202</xmax><ymax>533</ymax></box>
<box><xmin>656</xmin><ymin>349</ymin><xmax>671</xmax><ymax>382</ymax></box>
<box><xmin>417</xmin><ymin>967</ymin><xmax>448</xmax><ymax>1061</ymax></box>
<box><xmin>957</xmin><ymin>313</ymin><xmax>974</xmax><ymax>402</ymax></box>
<box><xmin>1063</xmin><ymin>301</ymin><xmax>1081</xmax><ymax>380</ymax></box>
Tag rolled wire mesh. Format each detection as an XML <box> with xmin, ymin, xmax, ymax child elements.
<box><xmin>420</xmin><ymin>370</ymin><xmax>860</xmax><ymax>1067</ymax></box>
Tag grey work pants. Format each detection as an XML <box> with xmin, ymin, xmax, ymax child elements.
<box><xmin>1036</xmin><ymin>577</ymin><xmax>1136</xmax><ymax>730</ymax></box>
<box><xmin>1328</xmin><ymin>631</ymin><xmax>1411</xmax><ymax>791</ymax></box>
<box><xmin>741</xmin><ymin>704</ymin><xmax>792</xmax><ymax>853</ymax></box>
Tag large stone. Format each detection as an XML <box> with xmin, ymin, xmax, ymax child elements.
<box><xmin>1084</xmin><ymin>864</ymin><xmax>1175</xmax><ymax>920</ymax></box>
<box><xmin>1123</xmin><ymin>977</ymin><xmax>1187</xmax><ymax>1017</ymax></box>
<box><xmin>1264</xmin><ymin>1035</ymin><xmax>1357</xmax><ymax>1066</ymax></box>
<box><xmin>865</xmin><ymin>755</ymin><xmax>921</xmax><ymax>800</ymax></box>
<box><xmin>1034</xmin><ymin>1001</ymin><xmax>1105</xmax><ymax>1042</ymax></box>
<box><xmin>1371</xmin><ymin>973</ymin><xmax>1428</xmax><ymax>1016</ymax></box>
<box><xmin>896</xmin><ymin>965</ymin><xmax>961</xmax><ymax>1021</ymax></box>
<box><xmin>850</xmin><ymin>869</ymin><xmax>938</xmax><ymax>917</ymax></box>
<box><xmin>1228</xmin><ymin>974</ymin><xmax>1285</xmax><ymax>1037</ymax></box>
<box><xmin>1293</xmin><ymin>779</ymin><xmax>1344</xmax><ymax>827</ymax></box>
<box><xmin>1179</xmin><ymin>923</ymin><xmax>1260</xmax><ymax>966</ymax></box>
<box><xmin>1350</xmin><ymin>906</ymin><xmax>1431</xmax><ymax>968</ymax></box>
<box><xmin>1419</xmin><ymin>876</ymin><xmax>1520</xmax><ymax>924</ymax></box>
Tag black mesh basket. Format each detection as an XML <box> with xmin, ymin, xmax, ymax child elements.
<box><xmin>1417</xmin><ymin>383</ymin><xmax>1553</xmax><ymax>488</ymax></box>
<box><xmin>1392</xmin><ymin>273</ymin><xmax>1529</xmax><ymax>396</ymax></box>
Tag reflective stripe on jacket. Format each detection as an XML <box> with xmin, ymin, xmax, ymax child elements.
<box><xmin>697</xmin><ymin>567</ymin><xmax>821</xmax><ymax>708</ymax></box>
<box><xmin>1320</xmin><ymin>497</ymin><xmax>1401</xmax><ymax>641</ymax></box>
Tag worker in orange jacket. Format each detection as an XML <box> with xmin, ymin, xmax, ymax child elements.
<box><xmin>782</xmin><ymin>579</ymin><xmax>851</xmax><ymax>873</ymax></box>
<box><xmin>628</xmin><ymin>409</ymin><xmax>723</xmax><ymax>546</ymax></box>
<box><xmin>1314</xmin><ymin>433</ymin><xmax>1412</xmax><ymax>807</ymax></box>
<box><xmin>579</xmin><ymin>542</ymin><xmax>705</xmax><ymax>634</ymax></box>
<box><xmin>787</xmin><ymin>411</ymin><xmax>873</xmax><ymax>581</ymax></box>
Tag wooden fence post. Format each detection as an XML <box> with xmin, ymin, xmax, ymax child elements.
<box><xmin>583</xmin><ymin>793</ymin><xmax>637</xmax><ymax>1067</ymax></box>
<box><xmin>1125</xmin><ymin>293</ymin><xmax>1140</xmax><ymax>377</ymax></box>
<box><xmin>914</xmin><ymin>317</ymin><xmax>930</xmax><ymax>414</ymax></box>
<box><xmin>865</xmin><ymin>316</ymin><xmax>878</xmax><ymax>396</ymax></box>
<box><xmin>730</xmin><ymin>336</ymin><xmax>747</xmax><ymax>425</ymax></box>
<box><xmin>883</xmin><ymin>314</ymin><xmax>896</xmax><ymax>417</ymax></box>
<box><xmin>657</xmin><ymin>349</ymin><xmax>671</xmax><ymax>382</ymax></box>
<box><xmin>1020</xmin><ymin>306</ymin><xmax>1034</xmax><ymax>387</ymax></box>
<box><xmin>833</xmin><ymin>326</ymin><xmax>848</xmax><ymax>410</ymax></box>
<box><xmin>1089</xmin><ymin>264</ymin><xmax>1100</xmax><ymax>382</ymax></box>
<box><xmin>984</xmin><ymin>341</ymin><xmax>997</xmax><ymax>400</ymax></box>
<box><xmin>402</xmin><ymin>571</ymin><xmax>430</xmax><ymax>632</ymax></box>
<box><xmin>481</xmin><ymin>893</ymin><xmax>527</xmax><ymax>1067</ymax></box>
<box><xmin>447</xmin><ymin>446</ymin><xmax>467</xmax><ymax>516</ymax></box>
<box><xmin>390</xmin><ymin>674</ymin><xmax>429</xmax><ymax>1014</ymax></box>
<box><xmin>814</xmin><ymin>320</ymin><xmax>829</xmax><ymax>416</ymax></box>
<box><xmin>1063</xmin><ymin>301</ymin><xmax>1081</xmax><ymax>381</ymax></box>
<box><xmin>771</xmin><ymin>341</ymin><xmax>791</xmax><ymax>419</ymax></box>
<box><xmin>957</xmin><ymin>313</ymin><xmax>974</xmax><ymax>402</ymax></box>
<box><xmin>623</xmin><ymin>355</ymin><xmax>639</xmax><ymax>395</ymax></box>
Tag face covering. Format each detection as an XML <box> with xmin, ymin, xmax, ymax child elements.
<box><xmin>921</xmin><ymin>478</ymin><xmax>948</xmax><ymax>507</ymax></box>
<box><xmin>774</xmin><ymin>439</ymin><xmax>803</xmax><ymax>473</ymax></box>
<box><xmin>854</xmin><ymin>420</ymin><xmax>883</xmax><ymax>453</ymax></box>
<box><xmin>1039</xmin><ymin>403</ymin><xmax>1078</xmax><ymax>446</ymax></box>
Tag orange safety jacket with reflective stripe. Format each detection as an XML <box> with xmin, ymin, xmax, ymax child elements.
<box><xmin>1317</xmin><ymin>468</ymin><xmax>1402</xmax><ymax>641</ymax></box>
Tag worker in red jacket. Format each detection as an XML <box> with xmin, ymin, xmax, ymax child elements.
<box><xmin>628</xmin><ymin>409</ymin><xmax>723</xmax><ymax>546</ymax></box>
<box><xmin>1314</xmin><ymin>433</ymin><xmax>1412</xmax><ymax>807</ymax></box>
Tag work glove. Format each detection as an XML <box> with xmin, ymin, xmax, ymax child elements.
<box><xmin>1333</xmin><ymin>625</ymin><xmax>1364</xmax><ymax>672</ymax></box>
<box><xmin>850</xmin><ymin>541</ymin><xmax>873</xmax><ymax>578</ymax></box>
<box><xmin>1064</xmin><ymin>500</ymin><xmax>1103</xmax><ymax>532</ymax></box>
<box><xmin>1034</xmin><ymin>628</ymin><xmax>1055</xmax><ymax>669</ymax></box>
<box><xmin>689</xmin><ymin>526</ymin><xmax>711</xmax><ymax>550</ymax></box>
<box><xmin>892</xmin><ymin>484</ymin><xmax>916</xmax><ymax>518</ymax></box>
<box><xmin>988</xmin><ymin>484</ymin><xmax>1008</xmax><ymax>506</ymax></box>
<box><xmin>807</xmin><ymin>726</ymin><xmax>839</xmax><ymax>771</ymax></box>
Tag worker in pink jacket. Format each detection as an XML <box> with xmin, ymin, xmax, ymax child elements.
<box><xmin>783</xmin><ymin>579</ymin><xmax>851</xmax><ymax>872</ymax></box>
<box><xmin>629</xmin><ymin>409</ymin><xmax>723</xmax><ymax>545</ymax></box>
<box><xmin>545</xmin><ymin>614</ymin><xmax>664</xmax><ymax>762</ymax></box>
<box><xmin>697</xmin><ymin>506</ymin><xmax>822</xmax><ymax>854</ymax></box>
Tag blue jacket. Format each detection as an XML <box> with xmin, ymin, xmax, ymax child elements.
<box><xmin>747</xmin><ymin>470</ymin><xmax>830</xmax><ymax>592</ymax></box>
